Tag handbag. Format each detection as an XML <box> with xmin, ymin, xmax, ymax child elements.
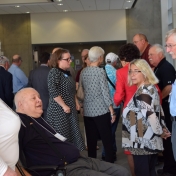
<box><xmin>77</xmin><ymin>75</ymin><xmax>84</xmax><ymax>101</ymax></box>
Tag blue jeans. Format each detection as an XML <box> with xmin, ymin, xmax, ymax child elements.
<box><xmin>102</xmin><ymin>108</ymin><xmax>121</xmax><ymax>157</ymax></box>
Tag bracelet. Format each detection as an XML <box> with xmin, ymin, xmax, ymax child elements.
<box><xmin>111</xmin><ymin>113</ymin><xmax>116</xmax><ymax>116</ymax></box>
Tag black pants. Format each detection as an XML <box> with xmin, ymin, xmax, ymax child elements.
<box><xmin>133</xmin><ymin>154</ymin><xmax>157</xmax><ymax>176</ymax></box>
<box><xmin>162</xmin><ymin>100</ymin><xmax>176</xmax><ymax>174</ymax></box>
<box><xmin>84</xmin><ymin>112</ymin><xmax>114</xmax><ymax>163</ymax></box>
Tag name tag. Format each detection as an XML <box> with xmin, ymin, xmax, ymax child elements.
<box><xmin>54</xmin><ymin>133</ymin><xmax>67</xmax><ymax>141</ymax></box>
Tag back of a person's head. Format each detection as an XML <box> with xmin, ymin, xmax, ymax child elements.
<box><xmin>12</xmin><ymin>55</ymin><xmax>21</xmax><ymax>63</ymax></box>
<box><xmin>0</xmin><ymin>56</ymin><xmax>9</xmax><ymax>65</ymax></box>
<box><xmin>105</xmin><ymin>52</ymin><xmax>118</xmax><ymax>64</ymax></box>
<box><xmin>50</xmin><ymin>48</ymin><xmax>69</xmax><ymax>68</ymax></box>
<box><xmin>118</xmin><ymin>43</ymin><xmax>140</xmax><ymax>62</ymax></box>
<box><xmin>39</xmin><ymin>52</ymin><xmax>50</xmax><ymax>64</ymax></box>
<box><xmin>89</xmin><ymin>46</ymin><xmax>104</xmax><ymax>62</ymax></box>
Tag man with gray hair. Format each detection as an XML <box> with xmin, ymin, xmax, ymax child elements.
<box><xmin>0</xmin><ymin>56</ymin><xmax>14</xmax><ymax>108</ymax></box>
<box><xmin>149</xmin><ymin>44</ymin><xmax>176</xmax><ymax>176</ymax></box>
<box><xmin>165</xmin><ymin>28</ymin><xmax>176</xmax><ymax>173</ymax></box>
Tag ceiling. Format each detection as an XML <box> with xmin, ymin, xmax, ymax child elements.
<box><xmin>0</xmin><ymin>0</ymin><xmax>136</xmax><ymax>14</ymax></box>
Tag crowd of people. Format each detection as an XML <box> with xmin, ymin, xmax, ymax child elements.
<box><xmin>1</xmin><ymin>28</ymin><xmax>176</xmax><ymax>176</ymax></box>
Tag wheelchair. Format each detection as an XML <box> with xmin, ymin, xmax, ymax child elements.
<box><xmin>16</xmin><ymin>150</ymin><xmax>66</xmax><ymax>176</ymax></box>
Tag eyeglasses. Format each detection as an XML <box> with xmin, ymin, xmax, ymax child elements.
<box><xmin>165</xmin><ymin>44</ymin><xmax>176</xmax><ymax>49</ymax></box>
<box><xmin>129</xmin><ymin>70</ymin><xmax>141</xmax><ymax>75</ymax></box>
<box><xmin>61</xmin><ymin>58</ymin><xmax>71</xmax><ymax>62</ymax></box>
<box><xmin>133</xmin><ymin>39</ymin><xmax>142</xmax><ymax>44</ymax></box>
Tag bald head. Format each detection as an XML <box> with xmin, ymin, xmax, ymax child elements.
<box><xmin>15</xmin><ymin>88</ymin><xmax>43</xmax><ymax>118</ymax></box>
<box><xmin>133</xmin><ymin>34</ymin><xmax>149</xmax><ymax>54</ymax></box>
<box><xmin>52</xmin><ymin>47</ymin><xmax>63</xmax><ymax>54</ymax></box>
<box><xmin>12</xmin><ymin>54</ymin><xmax>22</xmax><ymax>66</ymax></box>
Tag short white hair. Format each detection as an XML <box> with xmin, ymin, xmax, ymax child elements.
<box><xmin>0</xmin><ymin>56</ymin><xmax>9</xmax><ymax>65</ymax></box>
<box><xmin>165</xmin><ymin>28</ymin><xmax>176</xmax><ymax>42</ymax></box>
<box><xmin>88</xmin><ymin>46</ymin><xmax>104</xmax><ymax>62</ymax></box>
<box><xmin>151</xmin><ymin>44</ymin><xmax>165</xmax><ymax>56</ymax></box>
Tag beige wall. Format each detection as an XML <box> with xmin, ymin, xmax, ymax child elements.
<box><xmin>31</xmin><ymin>10</ymin><xmax>126</xmax><ymax>44</ymax></box>
<box><xmin>0</xmin><ymin>14</ymin><xmax>32</xmax><ymax>76</ymax></box>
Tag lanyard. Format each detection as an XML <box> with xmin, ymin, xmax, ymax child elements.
<box><xmin>29</xmin><ymin>116</ymin><xmax>57</xmax><ymax>136</ymax></box>
<box><xmin>29</xmin><ymin>116</ymin><xmax>67</xmax><ymax>141</ymax></box>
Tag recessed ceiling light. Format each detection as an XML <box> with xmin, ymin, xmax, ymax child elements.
<box><xmin>63</xmin><ymin>10</ymin><xmax>68</xmax><ymax>12</ymax></box>
<box><xmin>15</xmin><ymin>5</ymin><xmax>20</xmax><ymax>7</ymax></box>
<box><xmin>127</xmin><ymin>0</ymin><xmax>131</xmax><ymax>2</ymax></box>
<box><xmin>57</xmin><ymin>3</ymin><xmax>63</xmax><ymax>5</ymax></box>
<box><xmin>26</xmin><ymin>12</ymin><xmax>30</xmax><ymax>13</ymax></box>
<box><xmin>125</xmin><ymin>7</ymin><xmax>129</xmax><ymax>9</ymax></box>
<box><xmin>56</xmin><ymin>0</ymin><xmax>62</xmax><ymax>1</ymax></box>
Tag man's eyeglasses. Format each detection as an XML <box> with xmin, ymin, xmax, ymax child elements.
<box><xmin>129</xmin><ymin>70</ymin><xmax>141</xmax><ymax>75</ymax></box>
<box><xmin>165</xmin><ymin>44</ymin><xmax>176</xmax><ymax>49</ymax></box>
<box><xmin>62</xmin><ymin>58</ymin><xmax>71</xmax><ymax>62</ymax></box>
<box><xmin>133</xmin><ymin>39</ymin><xmax>142</xmax><ymax>44</ymax></box>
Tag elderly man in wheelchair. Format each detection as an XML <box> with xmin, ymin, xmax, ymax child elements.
<box><xmin>14</xmin><ymin>88</ymin><xmax>129</xmax><ymax>176</ymax></box>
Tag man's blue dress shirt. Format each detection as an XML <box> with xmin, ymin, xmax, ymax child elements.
<box><xmin>170</xmin><ymin>80</ymin><xmax>176</xmax><ymax>116</ymax></box>
<box><xmin>8</xmin><ymin>64</ymin><xmax>28</xmax><ymax>93</ymax></box>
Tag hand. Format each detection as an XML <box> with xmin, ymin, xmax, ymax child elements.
<box><xmin>62</xmin><ymin>105</ymin><xmax>71</xmax><ymax>113</ymax></box>
<box><xmin>4</xmin><ymin>167</ymin><xmax>17</xmax><ymax>176</ymax></box>
<box><xmin>111</xmin><ymin>114</ymin><xmax>116</xmax><ymax>123</ymax></box>
<box><xmin>161</xmin><ymin>128</ymin><xmax>171</xmax><ymax>139</ymax></box>
<box><xmin>76</xmin><ymin>102</ymin><xmax>81</xmax><ymax>111</ymax></box>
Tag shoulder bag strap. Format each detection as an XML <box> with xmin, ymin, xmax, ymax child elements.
<box><xmin>103</xmin><ymin>66</ymin><xmax>116</xmax><ymax>89</ymax></box>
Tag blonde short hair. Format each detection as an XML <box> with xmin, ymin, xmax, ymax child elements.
<box><xmin>128</xmin><ymin>59</ymin><xmax>159</xmax><ymax>86</ymax></box>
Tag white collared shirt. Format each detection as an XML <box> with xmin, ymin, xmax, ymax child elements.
<box><xmin>170</xmin><ymin>80</ymin><xmax>176</xmax><ymax>116</ymax></box>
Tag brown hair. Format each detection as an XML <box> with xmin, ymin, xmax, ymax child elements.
<box><xmin>50</xmin><ymin>49</ymin><xmax>69</xmax><ymax>68</ymax></box>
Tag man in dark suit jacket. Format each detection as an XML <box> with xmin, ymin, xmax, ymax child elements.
<box><xmin>0</xmin><ymin>56</ymin><xmax>14</xmax><ymax>108</ymax></box>
<box><xmin>28</xmin><ymin>52</ymin><xmax>50</xmax><ymax>119</ymax></box>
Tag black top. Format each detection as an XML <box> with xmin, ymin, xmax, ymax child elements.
<box><xmin>18</xmin><ymin>113</ymin><xmax>80</xmax><ymax>174</ymax></box>
<box><xmin>154</xmin><ymin>58</ymin><xmax>176</xmax><ymax>100</ymax></box>
<box><xmin>58</xmin><ymin>67</ymin><xmax>71</xmax><ymax>76</ymax></box>
<box><xmin>28</xmin><ymin>65</ymin><xmax>50</xmax><ymax>111</ymax></box>
<box><xmin>0</xmin><ymin>66</ymin><xmax>14</xmax><ymax>108</ymax></box>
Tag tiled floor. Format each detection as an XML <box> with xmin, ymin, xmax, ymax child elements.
<box><xmin>79</xmin><ymin>116</ymin><xmax>164</xmax><ymax>176</ymax></box>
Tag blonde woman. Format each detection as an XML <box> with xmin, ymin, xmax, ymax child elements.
<box><xmin>122</xmin><ymin>59</ymin><xmax>170</xmax><ymax>176</ymax></box>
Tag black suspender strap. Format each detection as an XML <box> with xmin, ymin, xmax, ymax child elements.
<box><xmin>30</xmin><ymin>122</ymin><xmax>68</xmax><ymax>166</ymax></box>
<box><xmin>103</xmin><ymin>66</ymin><xmax>116</xmax><ymax>90</ymax></box>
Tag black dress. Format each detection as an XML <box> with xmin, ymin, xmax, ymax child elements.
<box><xmin>47</xmin><ymin>68</ymin><xmax>85</xmax><ymax>151</ymax></box>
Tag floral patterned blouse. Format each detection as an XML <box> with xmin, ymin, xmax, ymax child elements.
<box><xmin>122</xmin><ymin>84</ymin><xmax>167</xmax><ymax>155</ymax></box>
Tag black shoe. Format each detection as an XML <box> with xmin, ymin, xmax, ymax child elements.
<box><xmin>113</xmin><ymin>154</ymin><xmax>117</xmax><ymax>161</ymax></box>
<box><xmin>157</xmin><ymin>169</ymin><xmax>176</xmax><ymax>176</ymax></box>
<box><xmin>101</xmin><ymin>155</ymin><xmax>116</xmax><ymax>161</ymax></box>
<box><xmin>160</xmin><ymin>173</ymin><xmax>176</xmax><ymax>176</ymax></box>
<box><xmin>101</xmin><ymin>156</ymin><xmax>105</xmax><ymax>161</ymax></box>
<box><xmin>157</xmin><ymin>169</ymin><xmax>163</xmax><ymax>175</ymax></box>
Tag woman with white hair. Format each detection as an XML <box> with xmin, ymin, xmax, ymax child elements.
<box><xmin>122</xmin><ymin>59</ymin><xmax>170</xmax><ymax>176</ymax></box>
<box><xmin>80</xmin><ymin>46</ymin><xmax>115</xmax><ymax>163</ymax></box>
